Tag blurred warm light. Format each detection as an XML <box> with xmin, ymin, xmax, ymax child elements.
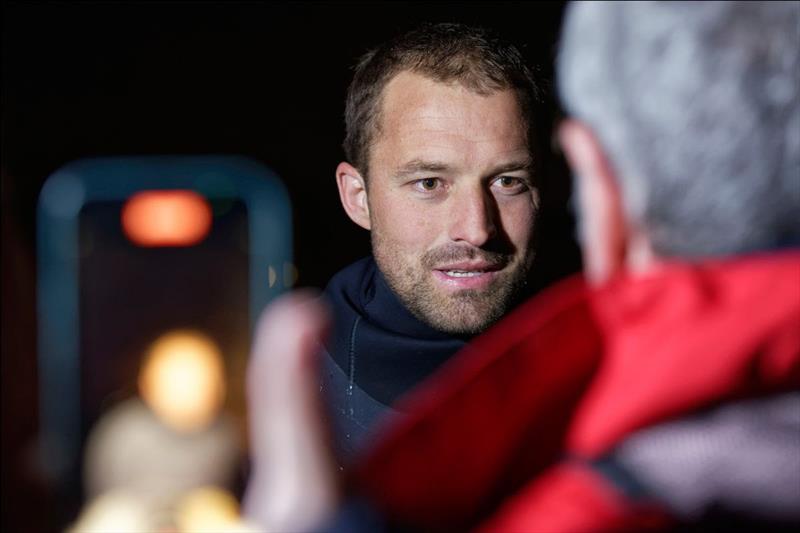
<box><xmin>268</xmin><ymin>265</ymin><xmax>277</xmax><ymax>288</ymax></box>
<box><xmin>284</xmin><ymin>262</ymin><xmax>299</xmax><ymax>287</ymax></box>
<box><xmin>122</xmin><ymin>190</ymin><xmax>212</xmax><ymax>247</ymax></box>
<box><xmin>68</xmin><ymin>490</ymin><xmax>153</xmax><ymax>533</ymax></box>
<box><xmin>176</xmin><ymin>486</ymin><xmax>257</xmax><ymax>533</ymax></box>
<box><xmin>139</xmin><ymin>330</ymin><xmax>226</xmax><ymax>432</ymax></box>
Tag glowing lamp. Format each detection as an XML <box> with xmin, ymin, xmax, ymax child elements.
<box><xmin>68</xmin><ymin>490</ymin><xmax>152</xmax><ymax>533</ymax></box>
<box><xmin>176</xmin><ymin>486</ymin><xmax>256</xmax><ymax>533</ymax></box>
<box><xmin>122</xmin><ymin>190</ymin><xmax>212</xmax><ymax>247</ymax></box>
<box><xmin>138</xmin><ymin>331</ymin><xmax>226</xmax><ymax>432</ymax></box>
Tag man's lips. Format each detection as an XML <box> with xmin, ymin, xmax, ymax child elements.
<box><xmin>431</xmin><ymin>261</ymin><xmax>505</xmax><ymax>289</ymax></box>
<box><xmin>433</xmin><ymin>261</ymin><xmax>504</xmax><ymax>273</ymax></box>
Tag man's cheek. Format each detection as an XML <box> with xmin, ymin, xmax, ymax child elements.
<box><xmin>394</xmin><ymin>213</ymin><xmax>435</xmax><ymax>246</ymax></box>
<box><xmin>501</xmin><ymin>210</ymin><xmax>535</xmax><ymax>246</ymax></box>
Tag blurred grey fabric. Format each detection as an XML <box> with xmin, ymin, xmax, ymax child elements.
<box><xmin>613</xmin><ymin>392</ymin><xmax>800</xmax><ymax>522</ymax></box>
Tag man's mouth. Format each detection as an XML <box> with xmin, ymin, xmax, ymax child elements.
<box><xmin>431</xmin><ymin>261</ymin><xmax>505</xmax><ymax>289</ymax></box>
<box><xmin>434</xmin><ymin>260</ymin><xmax>504</xmax><ymax>273</ymax></box>
<box><xmin>442</xmin><ymin>270</ymin><xmax>486</xmax><ymax>278</ymax></box>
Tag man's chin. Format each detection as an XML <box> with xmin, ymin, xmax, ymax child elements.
<box><xmin>414</xmin><ymin>293</ymin><xmax>506</xmax><ymax>336</ymax></box>
<box><xmin>420</xmin><ymin>314</ymin><xmax>496</xmax><ymax>336</ymax></box>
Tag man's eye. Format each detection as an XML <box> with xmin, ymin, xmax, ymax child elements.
<box><xmin>497</xmin><ymin>176</ymin><xmax>521</xmax><ymax>188</ymax></box>
<box><xmin>492</xmin><ymin>176</ymin><xmax>528</xmax><ymax>194</ymax></box>
<box><xmin>416</xmin><ymin>178</ymin><xmax>441</xmax><ymax>191</ymax></box>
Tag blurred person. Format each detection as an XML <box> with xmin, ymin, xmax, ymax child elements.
<box><xmin>245</xmin><ymin>2</ymin><xmax>800</xmax><ymax>531</ymax></box>
<box><xmin>82</xmin><ymin>398</ymin><xmax>240</xmax><ymax>517</ymax></box>
<box><xmin>77</xmin><ymin>331</ymin><xmax>243</xmax><ymax>530</ymax></box>
<box><xmin>323</xmin><ymin>22</ymin><xmax>551</xmax><ymax>461</ymax></box>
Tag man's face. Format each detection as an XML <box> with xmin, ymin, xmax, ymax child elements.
<box><xmin>366</xmin><ymin>71</ymin><xmax>539</xmax><ymax>335</ymax></box>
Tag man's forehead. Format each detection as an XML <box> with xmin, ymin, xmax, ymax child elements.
<box><xmin>379</xmin><ymin>71</ymin><xmax>525</xmax><ymax>128</ymax></box>
<box><xmin>370</xmin><ymin>71</ymin><xmax>531</xmax><ymax>168</ymax></box>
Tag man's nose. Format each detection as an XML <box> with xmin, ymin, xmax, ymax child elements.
<box><xmin>447</xmin><ymin>186</ymin><xmax>498</xmax><ymax>246</ymax></box>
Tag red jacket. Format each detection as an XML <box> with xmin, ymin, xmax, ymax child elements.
<box><xmin>353</xmin><ymin>251</ymin><xmax>800</xmax><ymax>531</ymax></box>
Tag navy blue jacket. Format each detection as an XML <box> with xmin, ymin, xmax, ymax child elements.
<box><xmin>320</xmin><ymin>257</ymin><xmax>467</xmax><ymax>464</ymax></box>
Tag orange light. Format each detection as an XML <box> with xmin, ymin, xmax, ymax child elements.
<box><xmin>122</xmin><ymin>190</ymin><xmax>212</xmax><ymax>247</ymax></box>
<box><xmin>175</xmin><ymin>487</ymin><xmax>253</xmax><ymax>533</ymax></box>
<box><xmin>138</xmin><ymin>330</ymin><xmax>226</xmax><ymax>433</ymax></box>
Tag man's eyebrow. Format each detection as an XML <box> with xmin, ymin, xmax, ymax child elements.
<box><xmin>393</xmin><ymin>159</ymin><xmax>454</xmax><ymax>178</ymax></box>
<box><xmin>392</xmin><ymin>156</ymin><xmax>535</xmax><ymax>180</ymax></box>
<box><xmin>490</xmin><ymin>157</ymin><xmax>534</xmax><ymax>175</ymax></box>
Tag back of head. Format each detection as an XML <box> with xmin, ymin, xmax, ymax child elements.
<box><xmin>558</xmin><ymin>2</ymin><xmax>800</xmax><ymax>258</ymax></box>
<box><xmin>344</xmin><ymin>22</ymin><xmax>547</xmax><ymax>178</ymax></box>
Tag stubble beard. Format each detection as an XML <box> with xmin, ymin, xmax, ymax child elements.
<box><xmin>372</xmin><ymin>232</ymin><xmax>534</xmax><ymax>336</ymax></box>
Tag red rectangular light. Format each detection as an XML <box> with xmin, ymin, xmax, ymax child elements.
<box><xmin>122</xmin><ymin>190</ymin><xmax>212</xmax><ymax>247</ymax></box>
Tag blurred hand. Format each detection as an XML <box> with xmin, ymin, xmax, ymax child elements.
<box><xmin>243</xmin><ymin>291</ymin><xmax>340</xmax><ymax>532</ymax></box>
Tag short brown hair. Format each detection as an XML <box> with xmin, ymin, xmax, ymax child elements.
<box><xmin>343</xmin><ymin>22</ymin><xmax>547</xmax><ymax>178</ymax></box>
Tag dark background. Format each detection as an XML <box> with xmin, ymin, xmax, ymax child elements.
<box><xmin>2</xmin><ymin>2</ymin><xmax>576</xmax><ymax>531</ymax></box>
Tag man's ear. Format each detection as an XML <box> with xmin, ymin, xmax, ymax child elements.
<box><xmin>335</xmin><ymin>162</ymin><xmax>371</xmax><ymax>230</ymax></box>
<box><xmin>558</xmin><ymin>119</ymin><xmax>628</xmax><ymax>285</ymax></box>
